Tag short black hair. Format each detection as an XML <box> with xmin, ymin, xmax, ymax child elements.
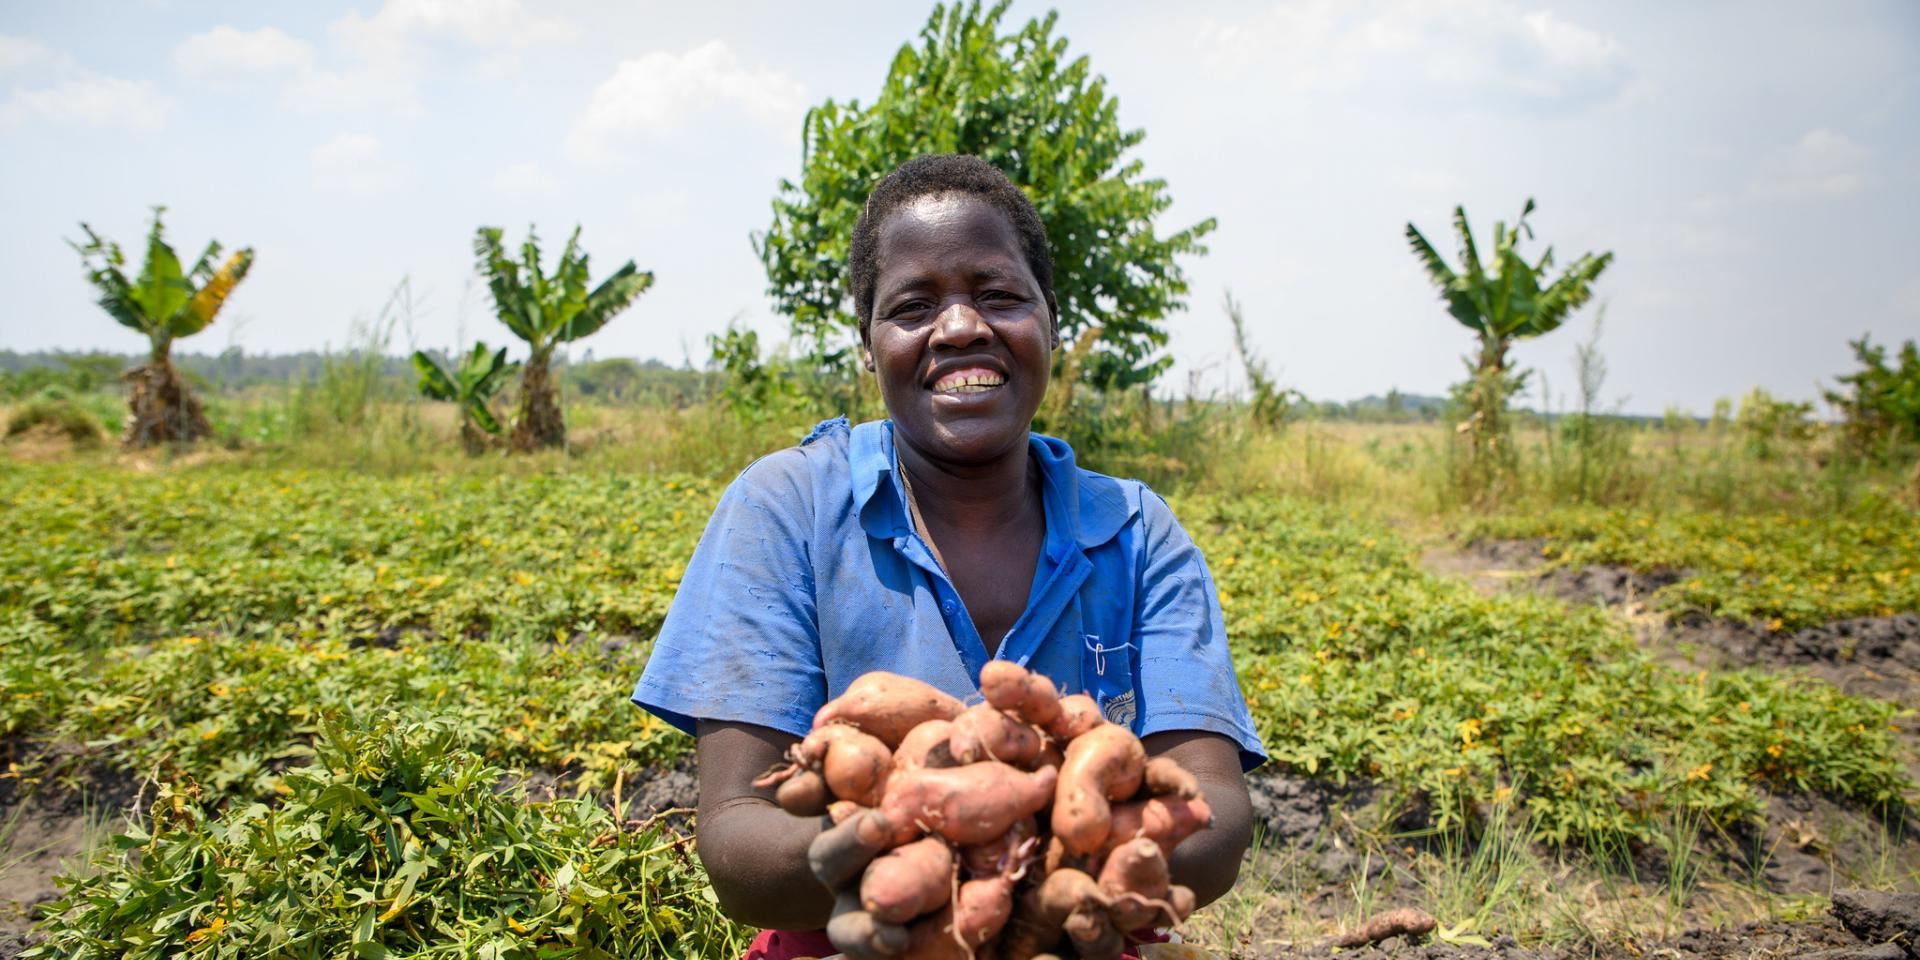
<box><xmin>848</xmin><ymin>154</ymin><xmax>1057</xmax><ymax>344</ymax></box>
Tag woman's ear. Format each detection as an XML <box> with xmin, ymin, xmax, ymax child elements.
<box><xmin>860</xmin><ymin>345</ymin><xmax>876</xmax><ymax>372</ymax></box>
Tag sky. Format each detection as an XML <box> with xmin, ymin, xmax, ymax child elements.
<box><xmin>2</xmin><ymin>0</ymin><xmax>1916</xmax><ymax>415</ymax></box>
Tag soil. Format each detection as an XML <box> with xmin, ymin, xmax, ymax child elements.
<box><xmin>0</xmin><ymin>754</ymin><xmax>143</xmax><ymax>952</ymax></box>
<box><xmin>1206</xmin><ymin>916</ymin><xmax>1888</xmax><ymax>959</ymax></box>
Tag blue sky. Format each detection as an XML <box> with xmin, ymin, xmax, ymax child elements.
<box><xmin>2</xmin><ymin>0</ymin><xmax>1915</xmax><ymax>414</ymax></box>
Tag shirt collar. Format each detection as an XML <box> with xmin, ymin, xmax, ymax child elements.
<box><xmin>849</xmin><ymin>419</ymin><xmax>1135</xmax><ymax>552</ymax></box>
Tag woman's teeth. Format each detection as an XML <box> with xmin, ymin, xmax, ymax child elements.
<box><xmin>934</xmin><ymin>371</ymin><xmax>1006</xmax><ymax>394</ymax></box>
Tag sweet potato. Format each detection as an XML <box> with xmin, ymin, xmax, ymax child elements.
<box><xmin>816</xmin><ymin>672</ymin><xmax>966</xmax><ymax>748</ymax></box>
<box><xmin>1099</xmin><ymin>793</ymin><xmax>1214</xmax><ymax>860</ymax></box>
<box><xmin>828</xmin><ymin>800</ymin><xmax>866</xmax><ymax>825</ymax></box>
<box><xmin>1140</xmin><ymin>755</ymin><xmax>1201</xmax><ymax>800</ymax></box>
<box><xmin>950</xmin><ymin>875</ymin><xmax>1017</xmax><ymax>947</ymax></box>
<box><xmin>861</xmin><ymin>835</ymin><xmax>956</xmax><ymax>924</ymax></box>
<box><xmin>948</xmin><ymin>701</ymin><xmax>1043</xmax><ymax>766</ymax></box>
<box><xmin>1099</xmin><ymin>838</ymin><xmax>1171</xmax><ymax>931</ymax></box>
<box><xmin>774</xmin><ymin>769</ymin><xmax>829</xmax><ymax>816</ymax></box>
<box><xmin>881</xmin><ymin>761</ymin><xmax>1058</xmax><ymax>846</ymax></box>
<box><xmin>959</xmin><ymin>815</ymin><xmax>1037</xmax><ymax>877</ymax></box>
<box><xmin>1047</xmin><ymin>693</ymin><xmax>1104</xmax><ymax>741</ymax></box>
<box><xmin>892</xmin><ymin>718</ymin><xmax>958</xmax><ymax>775</ymax></box>
<box><xmin>979</xmin><ymin>660</ymin><xmax>1064</xmax><ymax>730</ymax></box>
<box><xmin>806</xmin><ymin>724</ymin><xmax>894</xmax><ymax>807</ymax></box>
<box><xmin>827</xmin><ymin>889</ymin><xmax>912</xmax><ymax>960</ymax></box>
<box><xmin>900</xmin><ymin>873</ymin><xmax>1019</xmax><ymax>960</ymax></box>
<box><xmin>1002</xmin><ymin>868</ymin><xmax>1105</xmax><ymax>960</ymax></box>
<box><xmin>1063</xmin><ymin>903</ymin><xmax>1124</xmax><ymax>960</ymax></box>
<box><xmin>1051</xmin><ymin>724</ymin><xmax>1146</xmax><ymax>855</ymax></box>
<box><xmin>809</xmin><ymin>808</ymin><xmax>896</xmax><ymax>889</ymax></box>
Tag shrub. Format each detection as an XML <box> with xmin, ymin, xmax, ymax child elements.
<box><xmin>5</xmin><ymin>388</ymin><xmax>105</xmax><ymax>445</ymax></box>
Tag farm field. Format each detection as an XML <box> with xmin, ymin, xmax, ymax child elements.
<box><xmin>3</xmin><ymin>419</ymin><xmax>1916</xmax><ymax>959</ymax></box>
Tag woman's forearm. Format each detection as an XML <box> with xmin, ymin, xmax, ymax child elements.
<box><xmin>695</xmin><ymin>796</ymin><xmax>833</xmax><ymax>930</ymax></box>
<box><xmin>695</xmin><ymin>720</ymin><xmax>835</xmax><ymax>930</ymax></box>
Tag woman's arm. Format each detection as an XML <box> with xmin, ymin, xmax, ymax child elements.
<box><xmin>1141</xmin><ymin>729</ymin><xmax>1254</xmax><ymax>907</ymax></box>
<box><xmin>694</xmin><ymin>719</ymin><xmax>834</xmax><ymax>930</ymax></box>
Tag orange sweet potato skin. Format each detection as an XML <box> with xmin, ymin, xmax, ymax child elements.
<box><xmin>959</xmin><ymin>815</ymin><xmax>1038</xmax><ymax>877</ymax></box>
<box><xmin>1100</xmin><ymin>793</ymin><xmax>1214</xmax><ymax>859</ymax></box>
<box><xmin>1046</xmin><ymin>693</ymin><xmax>1104</xmax><ymax>741</ymax></box>
<box><xmin>881</xmin><ymin>761</ymin><xmax>1059</xmax><ymax>846</ymax></box>
<box><xmin>861</xmin><ymin>835</ymin><xmax>955</xmax><ymax>924</ymax></box>
<box><xmin>815</xmin><ymin>672</ymin><xmax>966</xmax><ymax>748</ymax></box>
<box><xmin>1051</xmin><ymin>724</ymin><xmax>1146</xmax><ymax>855</ymax></box>
<box><xmin>892</xmin><ymin>718</ymin><xmax>957</xmax><ymax>775</ymax></box>
<box><xmin>798</xmin><ymin>724</ymin><xmax>893</xmax><ymax>807</ymax></box>
<box><xmin>948</xmin><ymin>701</ymin><xmax>1043</xmax><ymax>766</ymax></box>
<box><xmin>980</xmin><ymin>660</ymin><xmax>1065</xmax><ymax>730</ymax></box>
<box><xmin>1098</xmin><ymin>838</ymin><xmax>1171</xmax><ymax>930</ymax></box>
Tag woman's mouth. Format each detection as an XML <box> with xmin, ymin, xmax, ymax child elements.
<box><xmin>932</xmin><ymin>368</ymin><xmax>1006</xmax><ymax>395</ymax></box>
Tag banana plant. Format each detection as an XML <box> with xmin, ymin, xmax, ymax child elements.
<box><xmin>411</xmin><ymin>342</ymin><xmax>519</xmax><ymax>455</ymax></box>
<box><xmin>70</xmin><ymin>206</ymin><xmax>255</xmax><ymax>446</ymax></box>
<box><xmin>473</xmin><ymin>225</ymin><xmax>653</xmax><ymax>451</ymax></box>
<box><xmin>1406</xmin><ymin>199</ymin><xmax>1611</xmax><ymax>470</ymax></box>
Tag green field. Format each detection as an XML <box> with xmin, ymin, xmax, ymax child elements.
<box><xmin>4</xmin><ymin>414</ymin><xmax>1915</xmax><ymax>955</ymax></box>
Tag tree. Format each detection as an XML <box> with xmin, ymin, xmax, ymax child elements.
<box><xmin>756</xmin><ymin>0</ymin><xmax>1213</xmax><ymax>398</ymax></box>
<box><xmin>70</xmin><ymin>207</ymin><xmax>254</xmax><ymax>446</ymax></box>
<box><xmin>473</xmin><ymin>226</ymin><xmax>653</xmax><ymax>451</ymax></box>
<box><xmin>1405</xmin><ymin>199</ymin><xmax>1611</xmax><ymax>475</ymax></box>
<box><xmin>411</xmin><ymin>343</ymin><xmax>518</xmax><ymax>455</ymax></box>
<box><xmin>1823</xmin><ymin>335</ymin><xmax>1920</xmax><ymax>460</ymax></box>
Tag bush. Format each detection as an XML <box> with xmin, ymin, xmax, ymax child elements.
<box><xmin>5</xmin><ymin>388</ymin><xmax>105</xmax><ymax>445</ymax></box>
<box><xmin>1826</xmin><ymin>335</ymin><xmax>1920</xmax><ymax>461</ymax></box>
<box><xmin>25</xmin><ymin>715</ymin><xmax>744</xmax><ymax>960</ymax></box>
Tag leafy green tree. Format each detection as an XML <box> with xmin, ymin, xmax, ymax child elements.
<box><xmin>1406</xmin><ymin>199</ymin><xmax>1611</xmax><ymax>477</ymax></box>
<box><xmin>70</xmin><ymin>207</ymin><xmax>254</xmax><ymax>446</ymax></box>
<box><xmin>757</xmin><ymin>0</ymin><xmax>1213</xmax><ymax>399</ymax></box>
<box><xmin>411</xmin><ymin>343</ymin><xmax>518</xmax><ymax>455</ymax></box>
<box><xmin>473</xmin><ymin>226</ymin><xmax>653</xmax><ymax>451</ymax></box>
<box><xmin>1824</xmin><ymin>335</ymin><xmax>1920</xmax><ymax>460</ymax></box>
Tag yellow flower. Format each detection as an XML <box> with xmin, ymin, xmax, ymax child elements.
<box><xmin>514</xmin><ymin>571</ymin><xmax>535</xmax><ymax>586</ymax></box>
<box><xmin>1687</xmin><ymin>762</ymin><xmax>1713</xmax><ymax>781</ymax></box>
<box><xmin>186</xmin><ymin>917</ymin><xmax>227</xmax><ymax>943</ymax></box>
<box><xmin>1766</xmin><ymin>743</ymin><xmax>1784</xmax><ymax>758</ymax></box>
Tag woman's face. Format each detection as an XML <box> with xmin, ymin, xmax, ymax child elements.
<box><xmin>865</xmin><ymin>193</ymin><xmax>1054</xmax><ymax>466</ymax></box>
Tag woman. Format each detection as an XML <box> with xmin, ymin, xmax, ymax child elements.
<box><xmin>633</xmin><ymin>154</ymin><xmax>1264</xmax><ymax>957</ymax></box>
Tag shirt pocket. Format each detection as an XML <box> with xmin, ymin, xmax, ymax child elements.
<box><xmin>1080</xmin><ymin>633</ymin><xmax>1139</xmax><ymax>730</ymax></box>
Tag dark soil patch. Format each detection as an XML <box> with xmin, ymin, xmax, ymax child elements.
<box><xmin>1664</xmin><ymin>612</ymin><xmax>1920</xmax><ymax>705</ymax></box>
<box><xmin>0</xmin><ymin>759</ymin><xmax>143</xmax><ymax>950</ymax></box>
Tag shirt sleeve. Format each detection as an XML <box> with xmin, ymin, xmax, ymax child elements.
<box><xmin>631</xmin><ymin>449</ymin><xmax>824</xmax><ymax>739</ymax></box>
<box><xmin>1131</xmin><ymin>488</ymin><xmax>1269</xmax><ymax>771</ymax></box>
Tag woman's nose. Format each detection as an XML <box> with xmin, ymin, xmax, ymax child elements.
<box><xmin>930</xmin><ymin>301</ymin><xmax>991</xmax><ymax>349</ymax></box>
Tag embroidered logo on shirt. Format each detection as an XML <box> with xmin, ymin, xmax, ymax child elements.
<box><xmin>1101</xmin><ymin>689</ymin><xmax>1137</xmax><ymax>727</ymax></box>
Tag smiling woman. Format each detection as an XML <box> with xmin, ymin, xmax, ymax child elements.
<box><xmin>630</xmin><ymin>155</ymin><xmax>1263</xmax><ymax>959</ymax></box>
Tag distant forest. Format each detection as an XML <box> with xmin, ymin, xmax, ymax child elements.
<box><xmin>0</xmin><ymin>348</ymin><xmax>1490</xmax><ymax>422</ymax></box>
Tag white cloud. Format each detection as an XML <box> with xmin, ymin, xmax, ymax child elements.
<box><xmin>173</xmin><ymin>26</ymin><xmax>314</xmax><ymax>75</ymax></box>
<box><xmin>1</xmin><ymin>74</ymin><xmax>170</xmax><ymax>130</ymax></box>
<box><xmin>311</xmin><ymin>132</ymin><xmax>404</xmax><ymax>196</ymax></box>
<box><xmin>172</xmin><ymin>2</ymin><xmax>577</xmax><ymax>115</ymax></box>
<box><xmin>566</xmin><ymin>40</ymin><xmax>806</xmax><ymax>165</ymax></box>
<box><xmin>0</xmin><ymin>34</ymin><xmax>52</xmax><ymax>71</ymax></box>
<box><xmin>1197</xmin><ymin>0</ymin><xmax>1630</xmax><ymax>110</ymax></box>
<box><xmin>1767</xmin><ymin>129</ymin><xmax>1870</xmax><ymax>199</ymax></box>
<box><xmin>488</xmin><ymin>161</ymin><xmax>562</xmax><ymax>200</ymax></box>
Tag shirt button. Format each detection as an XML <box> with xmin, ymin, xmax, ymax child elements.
<box><xmin>941</xmin><ymin>600</ymin><xmax>955</xmax><ymax>615</ymax></box>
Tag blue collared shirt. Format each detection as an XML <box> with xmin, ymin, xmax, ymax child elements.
<box><xmin>632</xmin><ymin>417</ymin><xmax>1266</xmax><ymax>770</ymax></box>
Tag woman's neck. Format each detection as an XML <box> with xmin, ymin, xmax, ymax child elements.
<box><xmin>894</xmin><ymin>430</ymin><xmax>1038</xmax><ymax>535</ymax></box>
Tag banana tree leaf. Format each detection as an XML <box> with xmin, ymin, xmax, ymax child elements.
<box><xmin>466</xmin><ymin>400</ymin><xmax>504</xmax><ymax>435</ymax></box>
<box><xmin>129</xmin><ymin>233</ymin><xmax>192</xmax><ymax>330</ymax></box>
<box><xmin>174</xmin><ymin>248</ymin><xmax>254</xmax><ymax>337</ymax></box>
<box><xmin>411</xmin><ymin>351</ymin><xmax>459</xmax><ymax>401</ymax></box>
<box><xmin>559</xmin><ymin>263</ymin><xmax>653</xmax><ymax>343</ymax></box>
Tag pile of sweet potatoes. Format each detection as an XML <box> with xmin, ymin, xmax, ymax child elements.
<box><xmin>754</xmin><ymin>661</ymin><xmax>1213</xmax><ymax>959</ymax></box>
